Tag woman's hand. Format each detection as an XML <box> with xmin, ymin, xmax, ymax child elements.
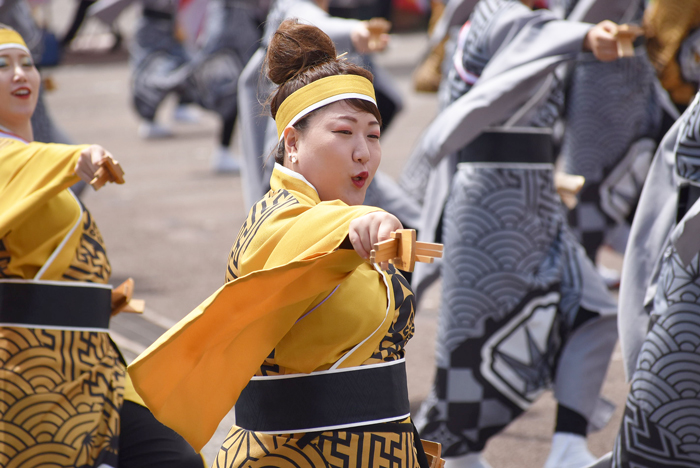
<box><xmin>583</xmin><ymin>20</ymin><xmax>620</xmax><ymax>62</ymax></box>
<box><xmin>349</xmin><ymin>211</ymin><xmax>403</xmax><ymax>270</ymax></box>
<box><xmin>75</xmin><ymin>145</ymin><xmax>112</xmax><ymax>184</ymax></box>
<box><xmin>351</xmin><ymin>23</ymin><xmax>389</xmax><ymax>54</ymax></box>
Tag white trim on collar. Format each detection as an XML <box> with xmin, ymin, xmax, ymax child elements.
<box><xmin>34</xmin><ymin>190</ymin><xmax>83</xmax><ymax>280</ymax></box>
<box><xmin>0</xmin><ymin>127</ymin><xmax>28</xmax><ymax>144</ymax></box>
<box><xmin>274</xmin><ymin>163</ymin><xmax>319</xmax><ymax>197</ymax></box>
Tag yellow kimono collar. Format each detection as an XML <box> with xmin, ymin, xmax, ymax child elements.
<box><xmin>270</xmin><ymin>163</ymin><xmax>320</xmax><ymax>205</ymax></box>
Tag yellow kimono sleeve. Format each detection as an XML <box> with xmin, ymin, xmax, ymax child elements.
<box><xmin>0</xmin><ymin>140</ymin><xmax>87</xmax><ymax>238</ymax></box>
<box><xmin>128</xmin><ymin>203</ymin><xmax>379</xmax><ymax>451</ymax></box>
<box><xmin>129</xmin><ymin>250</ymin><xmax>365</xmax><ymax>451</ymax></box>
<box><xmin>266</xmin><ymin>201</ymin><xmax>382</xmax><ymax>265</ymax></box>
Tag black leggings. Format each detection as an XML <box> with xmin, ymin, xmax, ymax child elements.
<box><xmin>220</xmin><ymin>111</ymin><xmax>236</xmax><ymax>148</ymax></box>
<box><xmin>119</xmin><ymin>400</ymin><xmax>205</xmax><ymax>468</ymax></box>
<box><xmin>62</xmin><ymin>0</ymin><xmax>96</xmax><ymax>46</ymax></box>
<box><xmin>552</xmin><ymin>307</ymin><xmax>602</xmax><ymax>437</ymax></box>
<box><xmin>555</xmin><ymin>404</ymin><xmax>588</xmax><ymax>436</ymax></box>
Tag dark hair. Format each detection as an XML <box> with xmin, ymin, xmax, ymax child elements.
<box><xmin>266</xmin><ymin>19</ymin><xmax>382</xmax><ymax>164</ymax></box>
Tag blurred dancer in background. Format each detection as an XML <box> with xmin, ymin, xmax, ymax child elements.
<box><xmin>129</xmin><ymin>0</ymin><xmax>199</xmax><ymax>139</ymax></box>
<box><xmin>560</xmin><ymin>0</ymin><xmax>674</xmax><ymax>286</ymax></box>
<box><xmin>406</xmin><ymin>1</ymin><xmax>632</xmax><ymax>467</ymax></box>
<box><xmin>188</xmin><ymin>0</ymin><xmax>263</xmax><ymax>172</ymax></box>
<box><xmin>91</xmin><ymin>0</ymin><xmax>270</xmax><ymax>171</ymax></box>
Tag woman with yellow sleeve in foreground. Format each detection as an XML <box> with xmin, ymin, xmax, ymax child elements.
<box><xmin>128</xmin><ymin>18</ymin><xmax>440</xmax><ymax>468</ymax></box>
<box><xmin>0</xmin><ymin>24</ymin><xmax>203</xmax><ymax>468</ymax></box>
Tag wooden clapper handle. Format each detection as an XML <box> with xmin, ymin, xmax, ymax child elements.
<box><xmin>615</xmin><ymin>24</ymin><xmax>644</xmax><ymax>58</ymax></box>
<box><xmin>90</xmin><ymin>156</ymin><xmax>125</xmax><ymax>191</ymax></box>
<box><xmin>554</xmin><ymin>172</ymin><xmax>585</xmax><ymax>209</ymax></box>
<box><xmin>111</xmin><ymin>278</ymin><xmax>145</xmax><ymax>317</ymax></box>
<box><xmin>421</xmin><ymin>440</ymin><xmax>445</xmax><ymax>468</ymax></box>
<box><xmin>367</xmin><ymin>17</ymin><xmax>391</xmax><ymax>50</ymax></box>
<box><xmin>369</xmin><ymin>229</ymin><xmax>443</xmax><ymax>272</ymax></box>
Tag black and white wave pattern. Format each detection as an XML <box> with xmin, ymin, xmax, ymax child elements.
<box><xmin>417</xmin><ymin>164</ymin><xmax>594</xmax><ymax>455</ymax></box>
<box><xmin>562</xmin><ymin>54</ymin><xmax>661</xmax><ymax>184</ymax></box>
<box><xmin>436</xmin><ymin>164</ymin><xmax>564</xmax><ymax>363</ymax></box>
<box><xmin>613</xmin><ymin>250</ymin><xmax>700</xmax><ymax>467</ymax></box>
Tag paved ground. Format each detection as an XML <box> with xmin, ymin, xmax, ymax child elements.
<box><xmin>40</xmin><ymin>8</ymin><xmax>630</xmax><ymax>465</ymax></box>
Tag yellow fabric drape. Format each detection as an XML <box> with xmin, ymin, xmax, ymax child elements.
<box><xmin>0</xmin><ymin>138</ymin><xmax>87</xmax><ymax>279</ymax></box>
<box><xmin>272</xmin><ymin>262</ymin><xmax>391</xmax><ymax>373</ymax></box>
<box><xmin>128</xmin><ymin>166</ymin><xmax>386</xmax><ymax>451</ymax></box>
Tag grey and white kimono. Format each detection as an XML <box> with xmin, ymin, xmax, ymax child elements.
<box><xmin>411</xmin><ymin>0</ymin><xmax>623</xmax><ymax>457</ymax></box>
<box><xmin>185</xmin><ymin>0</ymin><xmax>261</xmax><ymax>121</ymax></box>
<box><xmin>560</xmin><ymin>2</ymin><xmax>673</xmax><ymax>260</ymax></box>
<box><xmin>606</xmin><ymin>93</ymin><xmax>700</xmax><ymax>468</ymax></box>
<box><xmin>105</xmin><ymin>0</ymin><xmax>261</xmax><ymax>122</ymax></box>
<box><xmin>236</xmin><ymin>0</ymin><xmax>419</xmax><ymax>227</ymax></box>
<box><xmin>130</xmin><ymin>0</ymin><xmax>193</xmax><ymax>121</ymax></box>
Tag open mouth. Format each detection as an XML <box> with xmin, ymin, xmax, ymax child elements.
<box><xmin>352</xmin><ymin>171</ymin><xmax>369</xmax><ymax>188</ymax></box>
<box><xmin>12</xmin><ymin>88</ymin><xmax>30</xmax><ymax>98</ymax></box>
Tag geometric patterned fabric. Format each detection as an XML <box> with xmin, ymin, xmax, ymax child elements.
<box><xmin>612</xmin><ymin>90</ymin><xmax>700</xmax><ymax>468</ymax></box>
<box><xmin>612</xmin><ymin>250</ymin><xmax>700</xmax><ymax>467</ymax></box>
<box><xmin>561</xmin><ymin>53</ymin><xmax>662</xmax><ymax>259</ymax></box>
<box><xmin>213</xmin><ymin>417</ymin><xmax>419</xmax><ymax>468</ymax></box>
<box><xmin>0</xmin><ymin>329</ymin><xmax>125</xmax><ymax>467</ymax></box>
<box><xmin>414</xmin><ymin>0</ymin><xmax>619</xmax><ymax>456</ymax></box>
<box><xmin>1</xmin><ymin>206</ymin><xmax>124</xmax><ymax>467</ymax></box>
<box><xmin>416</xmin><ymin>164</ymin><xmax>604</xmax><ymax>456</ymax></box>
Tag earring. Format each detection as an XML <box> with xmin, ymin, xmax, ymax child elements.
<box><xmin>289</xmin><ymin>155</ymin><xmax>297</xmax><ymax>163</ymax></box>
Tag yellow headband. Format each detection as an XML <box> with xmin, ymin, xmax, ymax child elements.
<box><xmin>0</xmin><ymin>29</ymin><xmax>30</xmax><ymax>55</ymax></box>
<box><xmin>275</xmin><ymin>74</ymin><xmax>377</xmax><ymax>140</ymax></box>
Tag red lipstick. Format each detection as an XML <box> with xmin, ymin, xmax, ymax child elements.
<box><xmin>352</xmin><ymin>171</ymin><xmax>369</xmax><ymax>188</ymax></box>
<box><xmin>11</xmin><ymin>86</ymin><xmax>31</xmax><ymax>99</ymax></box>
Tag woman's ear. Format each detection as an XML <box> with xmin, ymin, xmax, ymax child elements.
<box><xmin>284</xmin><ymin>127</ymin><xmax>299</xmax><ymax>161</ymax></box>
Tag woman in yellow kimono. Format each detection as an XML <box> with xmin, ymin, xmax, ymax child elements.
<box><xmin>0</xmin><ymin>25</ymin><xmax>203</xmax><ymax>468</ymax></box>
<box><xmin>128</xmin><ymin>18</ymin><xmax>435</xmax><ymax>468</ymax></box>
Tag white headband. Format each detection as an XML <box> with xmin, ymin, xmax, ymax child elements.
<box><xmin>0</xmin><ymin>43</ymin><xmax>32</xmax><ymax>55</ymax></box>
<box><xmin>280</xmin><ymin>92</ymin><xmax>377</xmax><ymax>141</ymax></box>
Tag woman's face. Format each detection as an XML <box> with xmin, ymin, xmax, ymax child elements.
<box><xmin>285</xmin><ymin>100</ymin><xmax>381</xmax><ymax>206</ymax></box>
<box><xmin>0</xmin><ymin>47</ymin><xmax>40</xmax><ymax>129</ymax></box>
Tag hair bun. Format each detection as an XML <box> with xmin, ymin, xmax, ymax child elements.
<box><xmin>267</xmin><ymin>19</ymin><xmax>337</xmax><ymax>85</ymax></box>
